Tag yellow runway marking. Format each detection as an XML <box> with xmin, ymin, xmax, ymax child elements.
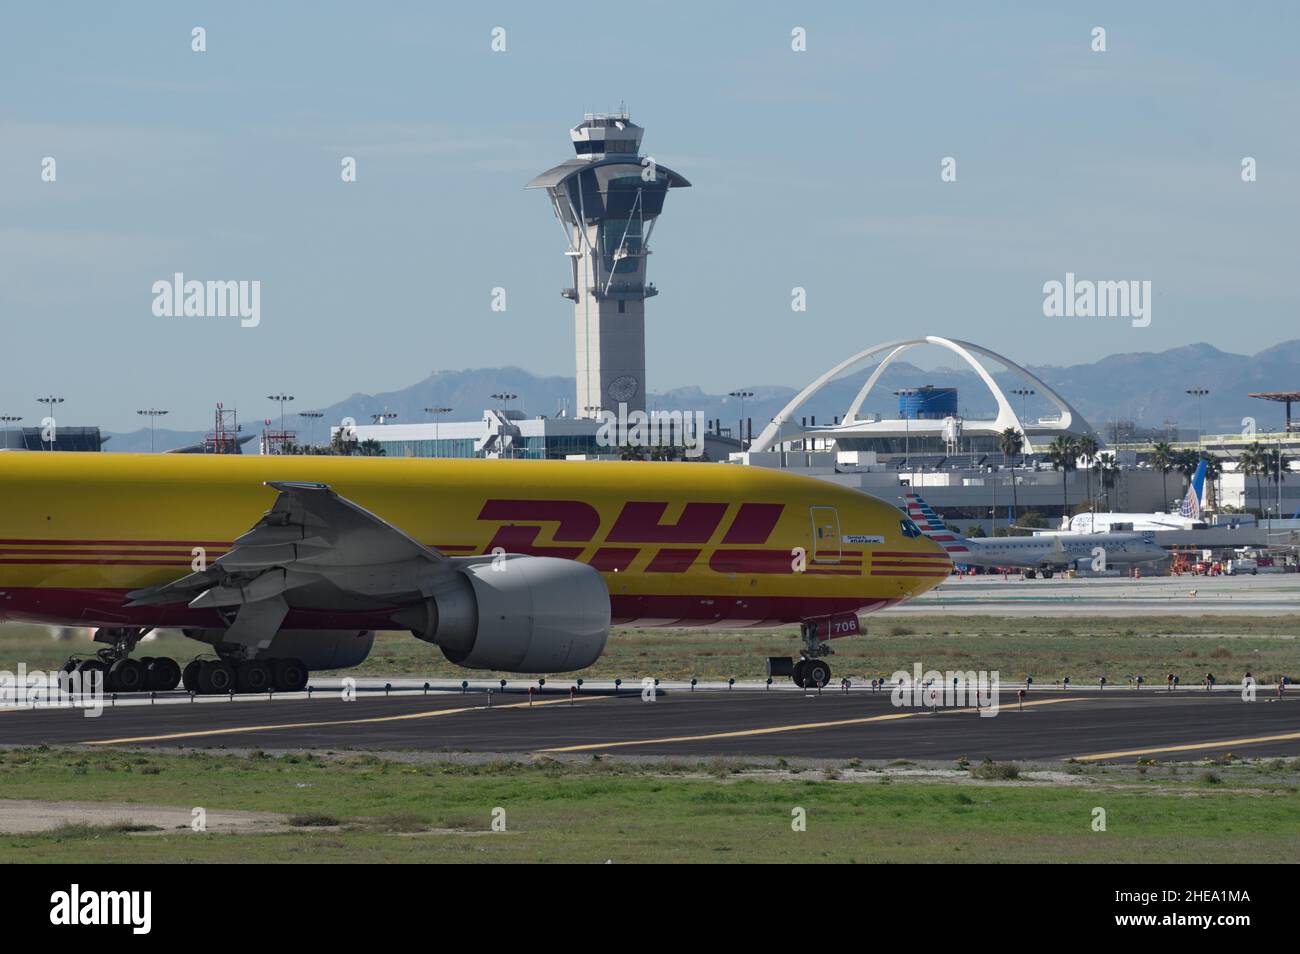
<box><xmin>80</xmin><ymin>695</ymin><xmax>607</xmax><ymax>746</ymax></box>
<box><xmin>538</xmin><ymin>696</ymin><xmax>1086</xmax><ymax>753</ymax></box>
<box><xmin>1072</xmin><ymin>730</ymin><xmax>1300</xmax><ymax>762</ymax></box>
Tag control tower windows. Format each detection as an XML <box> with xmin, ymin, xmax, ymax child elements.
<box><xmin>601</xmin><ymin>218</ymin><xmax>643</xmax><ymax>274</ymax></box>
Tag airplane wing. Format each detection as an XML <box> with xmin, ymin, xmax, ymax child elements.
<box><xmin>125</xmin><ymin>481</ymin><xmax>451</xmax><ymax>609</ymax></box>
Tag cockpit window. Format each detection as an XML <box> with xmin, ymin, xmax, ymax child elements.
<box><xmin>900</xmin><ymin>518</ymin><xmax>922</xmax><ymax>539</ymax></box>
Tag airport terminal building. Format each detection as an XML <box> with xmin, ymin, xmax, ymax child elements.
<box><xmin>339</xmin><ymin>410</ymin><xmax>604</xmax><ymax>461</ymax></box>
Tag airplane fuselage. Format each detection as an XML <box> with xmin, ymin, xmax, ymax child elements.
<box><xmin>0</xmin><ymin>453</ymin><xmax>950</xmax><ymax>631</ymax></box>
<box><xmin>1065</xmin><ymin>513</ymin><xmax>1204</xmax><ymax>533</ymax></box>
<box><xmin>954</xmin><ymin>532</ymin><xmax>1167</xmax><ymax>570</ymax></box>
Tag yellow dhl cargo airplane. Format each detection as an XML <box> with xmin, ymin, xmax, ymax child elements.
<box><xmin>0</xmin><ymin>453</ymin><xmax>949</xmax><ymax>693</ymax></box>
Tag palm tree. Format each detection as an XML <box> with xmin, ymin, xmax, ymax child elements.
<box><xmin>1260</xmin><ymin>447</ymin><xmax>1290</xmax><ymax>520</ymax></box>
<box><xmin>1238</xmin><ymin>443</ymin><xmax>1267</xmax><ymax>518</ymax></box>
<box><xmin>330</xmin><ymin>428</ymin><xmax>357</xmax><ymax>456</ymax></box>
<box><xmin>1047</xmin><ymin>435</ymin><xmax>1079</xmax><ymax>518</ymax></box>
<box><xmin>1097</xmin><ymin>452</ymin><xmax>1119</xmax><ymax>510</ymax></box>
<box><xmin>997</xmin><ymin>427</ymin><xmax>1024</xmax><ymax>524</ymax></box>
<box><xmin>1078</xmin><ymin>435</ymin><xmax>1099</xmax><ymax>514</ymax></box>
<box><xmin>1151</xmin><ymin>441</ymin><xmax>1175</xmax><ymax>510</ymax></box>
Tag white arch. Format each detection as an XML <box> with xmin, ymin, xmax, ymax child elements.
<box><xmin>749</xmin><ymin>335</ymin><xmax>1094</xmax><ymax>454</ymax></box>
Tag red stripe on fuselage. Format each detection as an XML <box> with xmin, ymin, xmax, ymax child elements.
<box><xmin>869</xmin><ymin>569</ymin><xmax>950</xmax><ymax>577</ymax></box>
<box><xmin>871</xmin><ymin>551</ymin><xmax>950</xmax><ymax>559</ymax></box>
<box><xmin>0</xmin><ymin>587</ymin><xmax>903</xmax><ymax>629</ymax></box>
<box><xmin>0</xmin><ymin>538</ymin><xmax>233</xmax><ymax>548</ymax></box>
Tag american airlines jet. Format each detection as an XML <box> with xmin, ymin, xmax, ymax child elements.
<box><xmin>902</xmin><ymin>492</ymin><xmax>1168</xmax><ymax>578</ymax></box>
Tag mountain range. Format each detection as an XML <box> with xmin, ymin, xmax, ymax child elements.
<box><xmin>104</xmin><ymin>340</ymin><xmax>1300</xmax><ymax>452</ymax></box>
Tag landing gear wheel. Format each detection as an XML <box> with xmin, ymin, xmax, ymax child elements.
<box><xmin>803</xmin><ymin>658</ymin><xmax>832</xmax><ymax>688</ymax></box>
<box><xmin>56</xmin><ymin>659</ymin><xmax>77</xmax><ymax>693</ymax></box>
<box><xmin>1042</xmin><ymin>569</ymin><xmax>1055</xmax><ymax>579</ymax></box>
<box><xmin>107</xmin><ymin>657</ymin><xmax>145</xmax><ymax>693</ymax></box>
<box><xmin>196</xmin><ymin>660</ymin><xmax>235</xmax><ymax>695</ymax></box>
<box><xmin>236</xmin><ymin>660</ymin><xmax>273</xmax><ymax>694</ymax></box>
<box><xmin>792</xmin><ymin>659</ymin><xmax>806</xmax><ymax>686</ymax></box>
<box><xmin>181</xmin><ymin>660</ymin><xmax>201</xmax><ymax>693</ymax></box>
<box><xmin>271</xmin><ymin>658</ymin><xmax>309</xmax><ymax>693</ymax></box>
<box><xmin>75</xmin><ymin>658</ymin><xmax>107</xmax><ymax>691</ymax></box>
<box><xmin>146</xmin><ymin>657</ymin><xmax>182</xmax><ymax>692</ymax></box>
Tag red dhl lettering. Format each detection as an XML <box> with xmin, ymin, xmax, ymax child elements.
<box><xmin>476</xmin><ymin>499</ymin><xmax>786</xmax><ymax>550</ymax></box>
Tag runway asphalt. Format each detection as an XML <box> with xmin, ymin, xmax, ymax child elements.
<box><xmin>901</xmin><ymin>572</ymin><xmax>1300</xmax><ymax>616</ymax></box>
<box><xmin>3</xmin><ymin>684</ymin><xmax>1297</xmax><ymax>762</ymax></box>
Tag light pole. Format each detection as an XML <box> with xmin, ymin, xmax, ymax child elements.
<box><xmin>424</xmin><ymin>407</ymin><xmax>453</xmax><ymax>457</ymax></box>
<box><xmin>1010</xmin><ymin>387</ymin><xmax>1034</xmax><ymax>464</ymax></box>
<box><xmin>991</xmin><ymin>468</ymin><xmax>998</xmax><ymax>537</ymax></box>
<box><xmin>1276</xmin><ymin>437</ymin><xmax>1283</xmax><ymax>537</ymax></box>
<box><xmin>893</xmin><ymin>388</ymin><xmax>917</xmax><ymax>479</ymax></box>
<box><xmin>36</xmin><ymin>395</ymin><xmax>64</xmax><ymax>450</ymax></box>
<box><xmin>1185</xmin><ymin>388</ymin><xmax>1209</xmax><ymax>448</ymax></box>
<box><xmin>298</xmin><ymin>411</ymin><xmax>323</xmax><ymax>449</ymax></box>
<box><xmin>136</xmin><ymin>408</ymin><xmax>169</xmax><ymax>453</ymax></box>
<box><xmin>0</xmin><ymin>415</ymin><xmax>20</xmax><ymax>449</ymax></box>
<box><xmin>266</xmin><ymin>393</ymin><xmax>295</xmax><ymax>432</ymax></box>
<box><xmin>370</xmin><ymin>409</ymin><xmax>397</xmax><ymax>425</ymax></box>
<box><xmin>729</xmin><ymin>390</ymin><xmax>754</xmax><ymax>450</ymax></box>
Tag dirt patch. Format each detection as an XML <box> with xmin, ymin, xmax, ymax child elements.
<box><xmin>0</xmin><ymin>799</ymin><xmax>292</xmax><ymax>834</ymax></box>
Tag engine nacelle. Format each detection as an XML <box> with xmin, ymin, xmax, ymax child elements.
<box><xmin>184</xmin><ymin>628</ymin><xmax>375</xmax><ymax>670</ymax></box>
<box><xmin>399</xmin><ymin>556</ymin><xmax>610</xmax><ymax>673</ymax></box>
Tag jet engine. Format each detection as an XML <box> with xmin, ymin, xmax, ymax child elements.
<box><xmin>397</xmin><ymin>556</ymin><xmax>610</xmax><ymax>673</ymax></box>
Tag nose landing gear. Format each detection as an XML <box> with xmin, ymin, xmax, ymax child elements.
<box><xmin>767</xmin><ymin>619</ymin><xmax>837</xmax><ymax>687</ymax></box>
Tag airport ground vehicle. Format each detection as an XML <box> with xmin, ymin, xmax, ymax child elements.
<box><xmin>1225</xmin><ymin>557</ymin><xmax>1258</xmax><ymax>575</ymax></box>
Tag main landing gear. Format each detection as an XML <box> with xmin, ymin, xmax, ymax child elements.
<box><xmin>60</xmin><ymin>627</ymin><xmax>310</xmax><ymax>695</ymax></box>
<box><xmin>767</xmin><ymin>620</ymin><xmax>834</xmax><ymax>687</ymax></box>
<box><xmin>60</xmin><ymin>628</ymin><xmax>183</xmax><ymax>693</ymax></box>
<box><xmin>180</xmin><ymin>657</ymin><xmax>309</xmax><ymax>695</ymax></box>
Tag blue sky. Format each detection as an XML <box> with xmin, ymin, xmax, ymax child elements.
<box><xmin>1</xmin><ymin>1</ymin><xmax>1296</xmax><ymax>432</ymax></box>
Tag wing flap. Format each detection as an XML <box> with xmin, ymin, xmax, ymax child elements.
<box><xmin>124</xmin><ymin>480</ymin><xmax>449</xmax><ymax>608</ymax></box>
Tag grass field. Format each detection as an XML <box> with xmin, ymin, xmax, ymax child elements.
<box><xmin>5</xmin><ymin>616</ymin><xmax>1297</xmax><ymax>685</ymax></box>
<box><xmin>1</xmin><ymin>747</ymin><xmax>1298</xmax><ymax>863</ymax></box>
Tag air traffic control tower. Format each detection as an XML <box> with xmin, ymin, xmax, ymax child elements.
<box><xmin>527</xmin><ymin>112</ymin><xmax>689</xmax><ymax>418</ymax></box>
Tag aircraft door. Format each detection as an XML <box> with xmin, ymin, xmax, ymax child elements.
<box><xmin>810</xmin><ymin>506</ymin><xmax>841</xmax><ymax>563</ymax></box>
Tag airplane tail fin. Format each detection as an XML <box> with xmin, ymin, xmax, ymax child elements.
<box><xmin>1179</xmin><ymin>459</ymin><xmax>1207</xmax><ymax>519</ymax></box>
<box><xmin>902</xmin><ymin>492</ymin><xmax>971</xmax><ymax>555</ymax></box>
